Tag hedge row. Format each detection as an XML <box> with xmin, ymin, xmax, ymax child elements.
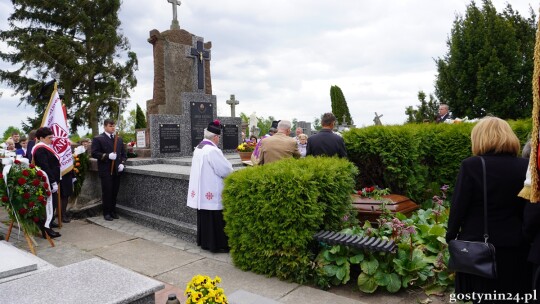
<box><xmin>222</xmin><ymin>157</ymin><xmax>358</xmax><ymax>283</ymax></box>
<box><xmin>343</xmin><ymin>119</ymin><xmax>531</xmax><ymax>202</ymax></box>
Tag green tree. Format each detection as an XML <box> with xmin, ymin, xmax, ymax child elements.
<box><xmin>2</xmin><ymin>126</ymin><xmax>22</xmax><ymax>142</ymax></box>
<box><xmin>0</xmin><ymin>0</ymin><xmax>138</xmax><ymax>136</ymax></box>
<box><xmin>257</xmin><ymin>116</ymin><xmax>275</xmax><ymax>137</ymax></box>
<box><xmin>135</xmin><ymin>104</ymin><xmax>147</xmax><ymax>129</ymax></box>
<box><xmin>118</xmin><ymin>109</ymin><xmax>136</xmax><ymax>142</ymax></box>
<box><xmin>330</xmin><ymin>85</ymin><xmax>353</xmax><ymax>125</ymax></box>
<box><xmin>435</xmin><ymin>0</ymin><xmax>535</xmax><ymax>119</ymax></box>
<box><xmin>405</xmin><ymin>91</ymin><xmax>440</xmax><ymax>123</ymax></box>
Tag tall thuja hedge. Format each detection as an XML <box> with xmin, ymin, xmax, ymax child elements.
<box><xmin>344</xmin><ymin>125</ymin><xmax>426</xmax><ymax>201</ymax></box>
<box><xmin>343</xmin><ymin>120</ymin><xmax>531</xmax><ymax>202</ymax></box>
<box><xmin>222</xmin><ymin>157</ymin><xmax>357</xmax><ymax>283</ymax></box>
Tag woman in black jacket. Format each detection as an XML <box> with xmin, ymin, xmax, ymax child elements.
<box><xmin>524</xmin><ymin>201</ymin><xmax>540</xmax><ymax>302</ymax></box>
<box><xmin>32</xmin><ymin>127</ymin><xmax>61</xmax><ymax>238</ymax></box>
<box><xmin>446</xmin><ymin>117</ymin><xmax>532</xmax><ymax>298</ymax></box>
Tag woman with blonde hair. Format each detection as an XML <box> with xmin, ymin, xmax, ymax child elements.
<box><xmin>446</xmin><ymin>116</ymin><xmax>532</xmax><ymax>299</ymax></box>
<box><xmin>297</xmin><ymin>133</ymin><xmax>308</xmax><ymax>157</ymax></box>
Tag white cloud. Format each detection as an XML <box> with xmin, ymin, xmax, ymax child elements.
<box><xmin>0</xmin><ymin>0</ymin><xmax>536</xmax><ymax>134</ymax></box>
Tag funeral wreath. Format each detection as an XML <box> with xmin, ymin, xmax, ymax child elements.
<box><xmin>0</xmin><ymin>160</ymin><xmax>49</xmax><ymax>235</ymax></box>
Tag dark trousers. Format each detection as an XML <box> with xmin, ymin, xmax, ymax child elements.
<box><xmin>100</xmin><ymin>173</ymin><xmax>121</xmax><ymax>216</ymax></box>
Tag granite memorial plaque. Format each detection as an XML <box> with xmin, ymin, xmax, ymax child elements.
<box><xmin>190</xmin><ymin>102</ymin><xmax>213</xmax><ymax>148</ymax></box>
<box><xmin>222</xmin><ymin>124</ymin><xmax>239</xmax><ymax>150</ymax></box>
<box><xmin>159</xmin><ymin>124</ymin><xmax>181</xmax><ymax>153</ymax></box>
<box><xmin>136</xmin><ymin>129</ymin><xmax>147</xmax><ymax>148</ymax></box>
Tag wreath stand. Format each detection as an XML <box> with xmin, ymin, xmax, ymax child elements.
<box><xmin>4</xmin><ymin>220</ymin><xmax>55</xmax><ymax>255</ymax></box>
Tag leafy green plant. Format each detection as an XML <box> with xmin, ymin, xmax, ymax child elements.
<box><xmin>315</xmin><ymin>186</ymin><xmax>454</xmax><ymax>295</ymax></box>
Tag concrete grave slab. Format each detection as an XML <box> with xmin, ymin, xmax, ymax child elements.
<box><xmin>91</xmin><ymin>238</ymin><xmax>203</xmax><ymax>277</ymax></box>
<box><xmin>0</xmin><ymin>258</ymin><xmax>164</xmax><ymax>304</ymax></box>
<box><xmin>0</xmin><ymin>240</ymin><xmax>38</xmax><ymax>279</ymax></box>
<box><xmin>155</xmin><ymin>258</ymin><xmax>298</xmax><ymax>301</ymax></box>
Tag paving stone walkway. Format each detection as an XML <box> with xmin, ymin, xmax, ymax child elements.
<box><xmin>0</xmin><ymin>210</ymin><xmax>448</xmax><ymax>303</ymax></box>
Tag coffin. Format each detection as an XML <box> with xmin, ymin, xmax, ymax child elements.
<box><xmin>351</xmin><ymin>194</ymin><xmax>419</xmax><ymax>224</ymax></box>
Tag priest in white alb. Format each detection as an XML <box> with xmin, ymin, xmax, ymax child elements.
<box><xmin>187</xmin><ymin>120</ymin><xmax>233</xmax><ymax>253</ymax></box>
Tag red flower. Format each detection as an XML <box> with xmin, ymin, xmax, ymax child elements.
<box><xmin>14</xmin><ymin>159</ymin><xmax>20</xmax><ymax>164</ymax></box>
<box><xmin>18</xmin><ymin>208</ymin><xmax>28</xmax><ymax>215</ymax></box>
<box><xmin>42</xmin><ymin>176</ymin><xmax>47</xmax><ymax>182</ymax></box>
<box><xmin>0</xmin><ymin>173</ymin><xmax>3</xmax><ymax>179</ymax></box>
<box><xmin>18</xmin><ymin>177</ymin><xmax>27</xmax><ymax>185</ymax></box>
<box><xmin>22</xmin><ymin>170</ymin><xmax>30</xmax><ymax>176</ymax></box>
<box><xmin>23</xmin><ymin>193</ymin><xmax>31</xmax><ymax>199</ymax></box>
<box><xmin>29</xmin><ymin>164</ymin><xmax>36</xmax><ymax>169</ymax></box>
<box><xmin>1</xmin><ymin>196</ymin><xmax>8</xmax><ymax>202</ymax></box>
<box><xmin>41</xmin><ymin>200</ymin><xmax>47</xmax><ymax>206</ymax></box>
<box><xmin>33</xmin><ymin>217</ymin><xmax>40</xmax><ymax>223</ymax></box>
<box><xmin>37</xmin><ymin>170</ymin><xmax>44</xmax><ymax>177</ymax></box>
<box><xmin>46</xmin><ymin>191</ymin><xmax>51</xmax><ymax>196</ymax></box>
<box><xmin>38</xmin><ymin>195</ymin><xmax>45</xmax><ymax>202</ymax></box>
<box><xmin>32</xmin><ymin>179</ymin><xmax>41</xmax><ymax>186</ymax></box>
<box><xmin>29</xmin><ymin>202</ymin><xmax>35</xmax><ymax>208</ymax></box>
<box><xmin>43</xmin><ymin>183</ymin><xmax>49</xmax><ymax>189</ymax></box>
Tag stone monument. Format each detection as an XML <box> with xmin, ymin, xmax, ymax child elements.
<box><xmin>145</xmin><ymin>1</ymin><xmax>241</xmax><ymax>157</ymax></box>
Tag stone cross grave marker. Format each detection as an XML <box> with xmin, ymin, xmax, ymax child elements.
<box><xmin>226</xmin><ymin>94</ymin><xmax>239</xmax><ymax>117</ymax></box>
<box><xmin>167</xmin><ymin>0</ymin><xmax>181</xmax><ymax>30</ymax></box>
<box><xmin>189</xmin><ymin>40</ymin><xmax>210</xmax><ymax>90</ymax></box>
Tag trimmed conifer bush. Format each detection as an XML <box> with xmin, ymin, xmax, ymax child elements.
<box><xmin>222</xmin><ymin>157</ymin><xmax>358</xmax><ymax>283</ymax></box>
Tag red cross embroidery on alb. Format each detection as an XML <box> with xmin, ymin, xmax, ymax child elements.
<box><xmin>191</xmin><ymin>190</ymin><xmax>196</xmax><ymax>198</ymax></box>
<box><xmin>205</xmin><ymin>192</ymin><xmax>214</xmax><ymax>200</ymax></box>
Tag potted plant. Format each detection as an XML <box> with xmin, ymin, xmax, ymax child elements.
<box><xmin>236</xmin><ymin>141</ymin><xmax>256</xmax><ymax>161</ymax></box>
<box><xmin>185</xmin><ymin>274</ymin><xmax>228</xmax><ymax>304</ymax></box>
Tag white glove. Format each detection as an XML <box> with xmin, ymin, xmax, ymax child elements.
<box><xmin>118</xmin><ymin>164</ymin><xmax>124</xmax><ymax>173</ymax></box>
<box><xmin>72</xmin><ymin>178</ymin><xmax>77</xmax><ymax>184</ymax></box>
<box><xmin>108</xmin><ymin>152</ymin><xmax>117</xmax><ymax>160</ymax></box>
<box><xmin>52</xmin><ymin>182</ymin><xmax>58</xmax><ymax>193</ymax></box>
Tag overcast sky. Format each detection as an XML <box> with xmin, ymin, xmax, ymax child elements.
<box><xmin>0</xmin><ymin>0</ymin><xmax>537</xmax><ymax>134</ymax></box>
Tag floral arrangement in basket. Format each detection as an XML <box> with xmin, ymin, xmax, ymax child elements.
<box><xmin>185</xmin><ymin>274</ymin><xmax>228</xmax><ymax>304</ymax></box>
<box><xmin>72</xmin><ymin>150</ymin><xmax>90</xmax><ymax>198</ymax></box>
<box><xmin>0</xmin><ymin>160</ymin><xmax>50</xmax><ymax>235</ymax></box>
<box><xmin>236</xmin><ymin>141</ymin><xmax>256</xmax><ymax>153</ymax></box>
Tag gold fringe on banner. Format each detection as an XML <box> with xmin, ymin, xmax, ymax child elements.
<box><xmin>525</xmin><ymin>10</ymin><xmax>540</xmax><ymax>203</ymax></box>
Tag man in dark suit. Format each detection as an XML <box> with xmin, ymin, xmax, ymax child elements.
<box><xmin>306</xmin><ymin>112</ymin><xmax>347</xmax><ymax>158</ymax></box>
<box><xmin>435</xmin><ymin>104</ymin><xmax>451</xmax><ymax>123</ymax></box>
<box><xmin>91</xmin><ymin>118</ymin><xmax>127</xmax><ymax>221</ymax></box>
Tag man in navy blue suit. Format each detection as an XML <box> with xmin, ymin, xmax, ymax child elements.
<box><xmin>91</xmin><ymin>119</ymin><xmax>127</xmax><ymax>221</ymax></box>
<box><xmin>306</xmin><ymin>112</ymin><xmax>347</xmax><ymax>158</ymax></box>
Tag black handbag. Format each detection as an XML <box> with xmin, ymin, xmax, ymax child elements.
<box><xmin>448</xmin><ymin>156</ymin><xmax>498</xmax><ymax>279</ymax></box>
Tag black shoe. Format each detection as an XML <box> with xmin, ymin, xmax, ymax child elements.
<box><xmin>62</xmin><ymin>217</ymin><xmax>71</xmax><ymax>223</ymax></box>
<box><xmin>43</xmin><ymin>227</ymin><xmax>61</xmax><ymax>239</ymax></box>
<box><xmin>104</xmin><ymin>214</ymin><xmax>113</xmax><ymax>221</ymax></box>
<box><xmin>50</xmin><ymin>221</ymin><xmax>59</xmax><ymax>228</ymax></box>
<box><xmin>111</xmin><ymin>213</ymin><xmax>119</xmax><ymax>219</ymax></box>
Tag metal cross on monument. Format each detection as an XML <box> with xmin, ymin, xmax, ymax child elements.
<box><xmin>189</xmin><ymin>40</ymin><xmax>210</xmax><ymax>90</ymax></box>
<box><xmin>226</xmin><ymin>94</ymin><xmax>240</xmax><ymax>117</ymax></box>
<box><xmin>167</xmin><ymin>0</ymin><xmax>181</xmax><ymax>30</ymax></box>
